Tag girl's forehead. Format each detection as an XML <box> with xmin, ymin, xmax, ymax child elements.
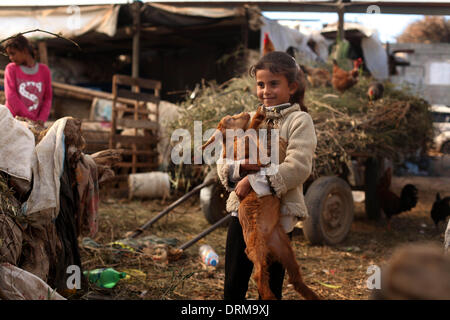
<box><xmin>255</xmin><ymin>69</ymin><xmax>286</xmax><ymax>81</ymax></box>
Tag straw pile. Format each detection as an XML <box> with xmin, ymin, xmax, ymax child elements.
<box><xmin>305</xmin><ymin>76</ymin><xmax>433</xmax><ymax>176</ymax></box>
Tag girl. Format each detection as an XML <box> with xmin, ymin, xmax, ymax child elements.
<box><xmin>217</xmin><ymin>51</ymin><xmax>317</xmax><ymax>300</ymax></box>
<box><xmin>3</xmin><ymin>34</ymin><xmax>53</xmax><ymax>124</ymax></box>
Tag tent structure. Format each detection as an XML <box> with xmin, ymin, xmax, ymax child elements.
<box><xmin>0</xmin><ymin>2</ymin><xmax>329</xmax><ymax>102</ymax></box>
<box><xmin>321</xmin><ymin>22</ymin><xmax>389</xmax><ymax>80</ymax></box>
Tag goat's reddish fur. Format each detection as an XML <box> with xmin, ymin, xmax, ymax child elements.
<box><xmin>204</xmin><ymin>108</ymin><xmax>319</xmax><ymax>300</ymax></box>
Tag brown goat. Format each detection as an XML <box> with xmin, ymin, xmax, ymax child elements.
<box><xmin>203</xmin><ymin>108</ymin><xmax>320</xmax><ymax>300</ymax></box>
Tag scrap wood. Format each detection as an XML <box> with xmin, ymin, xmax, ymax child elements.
<box><xmin>90</xmin><ymin>149</ymin><xmax>123</xmax><ymax>185</ymax></box>
<box><xmin>90</xmin><ymin>149</ymin><xmax>124</xmax><ymax>167</ymax></box>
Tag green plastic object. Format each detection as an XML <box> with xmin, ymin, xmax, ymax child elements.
<box><xmin>83</xmin><ymin>268</ymin><xmax>127</xmax><ymax>289</ymax></box>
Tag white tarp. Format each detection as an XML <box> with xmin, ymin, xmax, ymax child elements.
<box><xmin>321</xmin><ymin>22</ymin><xmax>389</xmax><ymax>80</ymax></box>
<box><xmin>0</xmin><ymin>105</ymin><xmax>35</xmax><ymax>182</ymax></box>
<box><xmin>147</xmin><ymin>2</ymin><xmax>239</xmax><ymax>18</ymax></box>
<box><xmin>0</xmin><ymin>5</ymin><xmax>120</xmax><ymax>40</ymax></box>
<box><xmin>260</xmin><ymin>17</ymin><xmax>325</xmax><ymax>63</ymax></box>
<box><xmin>361</xmin><ymin>33</ymin><xmax>389</xmax><ymax>80</ymax></box>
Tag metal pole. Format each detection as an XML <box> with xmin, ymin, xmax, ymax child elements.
<box><xmin>178</xmin><ymin>214</ymin><xmax>232</xmax><ymax>251</ymax></box>
<box><xmin>129</xmin><ymin>179</ymin><xmax>215</xmax><ymax>238</ymax></box>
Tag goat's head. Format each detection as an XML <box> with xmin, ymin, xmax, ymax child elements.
<box><xmin>201</xmin><ymin>112</ymin><xmax>250</xmax><ymax>150</ymax></box>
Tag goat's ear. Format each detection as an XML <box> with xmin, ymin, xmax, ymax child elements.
<box><xmin>436</xmin><ymin>192</ymin><xmax>441</xmax><ymax>201</ymax></box>
<box><xmin>201</xmin><ymin>130</ymin><xmax>219</xmax><ymax>150</ymax></box>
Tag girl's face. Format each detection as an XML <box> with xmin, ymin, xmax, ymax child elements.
<box><xmin>6</xmin><ymin>47</ymin><xmax>28</xmax><ymax>65</ymax></box>
<box><xmin>256</xmin><ymin>69</ymin><xmax>298</xmax><ymax>107</ymax></box>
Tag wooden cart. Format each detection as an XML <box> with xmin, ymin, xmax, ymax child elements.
<box><xmin>200</xmin><ymin>154</ymin><xmax>386</xmax><ymax>245</ymax></box>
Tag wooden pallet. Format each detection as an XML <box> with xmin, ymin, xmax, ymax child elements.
<box><xmin>109</xmin><ymin>74</ymin><xmax>162</xmax><ymax>175</ymax></box>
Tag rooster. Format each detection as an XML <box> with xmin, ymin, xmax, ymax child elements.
<box><xmin>263</xmin><ymin>32</ymin><xmax>275</xmax><ymax>56</ymax></box>
<box><xmin>332</xmin><ymin>58</ymin><xmax>363</xmax><ymax>93</ymax></box>
<box><xmin>377</xmin><ymin>167</ymin><xmax>418</xmax><ymax>230</ymax></box>
<box><xmin>367</xmin><ymin>82</ymin><xmax>384</xmax><ymax>101</ymax></box>
<box><xmin>300</xmin><ymin>65</ymin><xmax>331</xmax><ymax>88</ymax></box>
<box><xmin>430</xmin><ymin>193</ymin><xmax>450</xmax><ymax>229</ymax></box>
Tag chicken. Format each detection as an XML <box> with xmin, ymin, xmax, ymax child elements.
<box><xmin>332</xmin><ymin>58</ymin><xmax>363</xmax><ymax>93</ymax></box>
<box><xmin>300</xmin><ymin>65</ymin><xmax>331</xmax><ymax>88</ymax></box>
<box><xmin>430</xmin><ymin>193</ymin><xmax>450</xmax><ymax>229</ymax></box>
<box><xmin>263</xmin><ymin>33</ymin><xmax>275</xmax><ymax>56</ymax></box>
<box><xmin>367</xmin><ymin>82</ymin><xmax>384</xmax><ymax>101</ymax></box>
<box><xmin>377</xmin><ymin>167</ymin><xmax>418</xmax><ymax>230</ymax></box>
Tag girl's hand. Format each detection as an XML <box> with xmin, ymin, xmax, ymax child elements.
<box><xmin>235</xmin><ymin>176</ymin><xmax>252</xmax><ymax>200</ymax></box>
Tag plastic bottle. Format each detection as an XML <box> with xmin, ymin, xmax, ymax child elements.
<box><xmin>199</xmin><ymin>244</ymin><xmax>219</xmax><ymax>267</ymax></box>
<box><xmin>83</xmin><ymin>268</ymin><xmax>127</xmax><ymax>288</ymax></box>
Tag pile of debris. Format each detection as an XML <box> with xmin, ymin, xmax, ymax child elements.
<box><xmin>0</xmin><ymin>105</ymin><xmax>122</xmax><ymax>299</ymax></box>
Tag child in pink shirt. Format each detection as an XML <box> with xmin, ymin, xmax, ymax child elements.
<box><xmin>3</xmin><ymin>35</ymin><xmax>52</xmax><ymax>124</ymax></box>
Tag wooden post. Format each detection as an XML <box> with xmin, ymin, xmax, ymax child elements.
<box><xmin>131</xmin><ymin>1</ymin><xmax>141</xmax><ymax>84</ymax></box>
<box><xmin>38</xmin><ymin>40</ymin><xmax>48</xmax><ymax>66</ymax></box>
<box><xmin>337</xmin><ymin>3</ymin><xmax>345</xmax><ymax>42</ymax></box>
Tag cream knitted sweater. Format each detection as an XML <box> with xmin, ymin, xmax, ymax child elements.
<box><xmin>217</xmin><ymin>104</ymin><xmax>317</xmax><ymax>232</ymax></box>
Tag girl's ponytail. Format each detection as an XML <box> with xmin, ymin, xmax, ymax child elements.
<box><xmin>291</xmin><ymin>67</ymin><xmax>308</xmax><ymax>113</ymax></box>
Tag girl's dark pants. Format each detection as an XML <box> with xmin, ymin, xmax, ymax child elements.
<box><xmin>224</xmin><ymin>216</ymin><xmax>292</xmax><ymax>300</ymax></box>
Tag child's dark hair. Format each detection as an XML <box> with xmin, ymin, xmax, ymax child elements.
<box><xmin>249</xmin><ymin>51</ymin><xmax>308</xmax><ymax>112</ymax></box>
<box><xmin>2</xmin><ymin>34</ymin><xmax>35</xmax><ymax>59</ymax></box>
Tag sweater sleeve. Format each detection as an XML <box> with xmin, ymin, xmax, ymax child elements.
<box><xmin>217</xmin><ymin>159</ymin><xmax>238</xmax><ymax>192</ymax></box>
<box><xmin>268</xmin><ymin>112</ymin><xmax>317</xmax><ymax>198</ymax></box>
<box><xmin>36</xmin><ymin>65</ymin><xmax>53</xmax><ymax>122</ymax></box>
<box><xmin>4</xmin><ymin>64</ymin><xmax>28</xmax><ymax>118</ymax></box>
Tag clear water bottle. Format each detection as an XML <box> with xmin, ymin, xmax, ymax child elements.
<box><xmin>199</xmin><ymin>244</ymin><xmax>219</xmax><ymax>267</ymax></box>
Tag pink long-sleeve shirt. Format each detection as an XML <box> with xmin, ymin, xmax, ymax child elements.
<box><xmin>4</xmin><ymin>62</ymin><xmax>53</xmax><ymax>122</ymax></box>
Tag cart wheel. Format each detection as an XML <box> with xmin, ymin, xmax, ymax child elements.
<box><xmin>303</xmin><ymin>176</ymin><xmax>354</xmax><ymax>245</ymax></box>
<box><xmin>441</xmin><ymin>141</ymin><xmax>450</xmax><ymax>154</ymax></box>
<box><xmin>364</xmin><ymin>157</ymin><xmax>381</xmax><ymax>220</ymax></box>
<box><xmin>200</xmin><ymin>171</ymin><xmax>229</xmax><ymax>225</ymax></box>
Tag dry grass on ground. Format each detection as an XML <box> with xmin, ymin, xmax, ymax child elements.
<box><xmin>77</xmin><ymin>176</ymin><xmax>449</xmax><ymax>300</ymax></box>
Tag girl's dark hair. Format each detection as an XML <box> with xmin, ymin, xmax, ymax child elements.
<box><xmin>3</xmin><ymin>34</ymin><xmax>35</xmax><ymax>59</ymax></box>
<box><xmin>249</xmin><ymin>51</ymin><xmax>308</xmax><ymax>112</ymax></box>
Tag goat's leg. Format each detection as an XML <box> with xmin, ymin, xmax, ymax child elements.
<box><xmin>247</xmin><ymin>236</ymin><xmax>276</xmax><ymax>300</ymax></box>
<box><xmin>268</xmin><ymin>226</ymin><xmax>320</xmax><ymax>300</ymax></box>
<box><xmin>241</xmin><ymin>221</ymin><xmax>276</xmax><ymax>300</ymax></box>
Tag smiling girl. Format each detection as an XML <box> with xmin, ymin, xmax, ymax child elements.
<box><xmin>217</xmin><ymin>51</ymin><xmax>317</xmax><ymax>300</ymax></box>
<box><xmin>3</xmin><ymin>34</ymin><xmax>52</xmax><ymax>124</ymax></box>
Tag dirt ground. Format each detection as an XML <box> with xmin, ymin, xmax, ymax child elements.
<box><xmin>77</xmin><ymin>175</ymin><xmax>450</xmax><ymax>300</ymax></box>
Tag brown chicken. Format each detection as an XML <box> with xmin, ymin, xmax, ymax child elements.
<box><xmin>202</xmin><ymin>109</ymin><xmax>319</xmax><ymax>300</ymax></box>
<box><xmin>367</xmin><ymin>82</ymin><xmax>384</xmax><ymax>101</ymax></box>
<box><xmin>263</xmin><ymin>33</ymin><xmax>275</xmax><ymax>56</ymax></box>
<box><xmin>300</xmin><ymin>65</ymin><xmax>331</xmax><ymax>88</ymax></box>
<box><xmin>332</xmin><ymin>58</ymin><xmax>363</xmax><ymax>92</ymax></box>
<box><xmin>377</xmin><ymin>167</ymin><xmax>418</xmax><ymax>230</ymax></box>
